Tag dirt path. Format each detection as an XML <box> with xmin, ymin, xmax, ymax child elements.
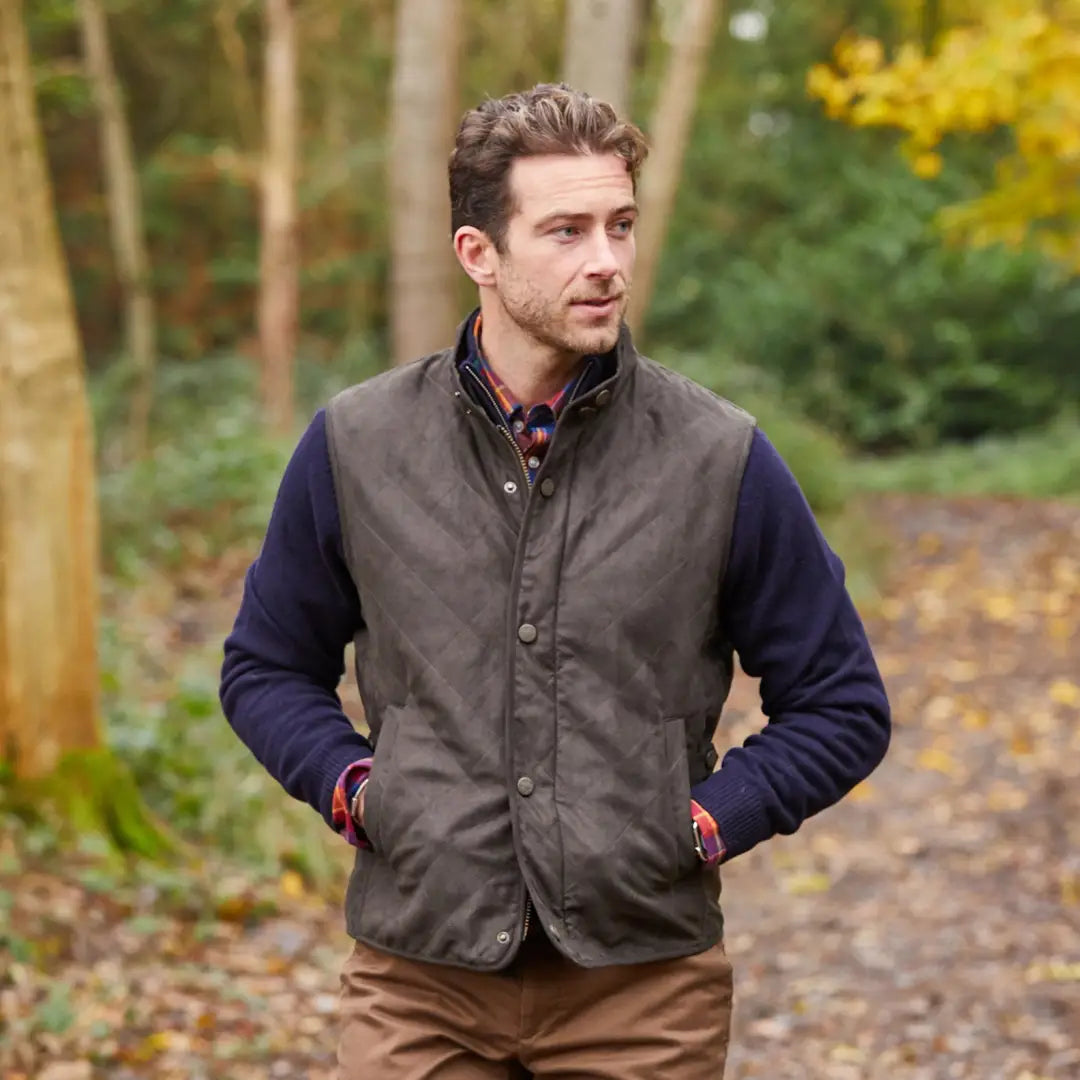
<box><xmin>3</xmin><ymin>495</ymin><xmax>1079</xmax><ymax>1079</ymax></box>
<box><xmin>720</xmin><ymin>495</ymin><xmax>1080</xmax><ymax>1078</ymax></box>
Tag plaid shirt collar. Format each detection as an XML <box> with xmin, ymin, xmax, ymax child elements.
<box><xmin>460</xmin><ymin>311</ymin><xmax>591</xmax><ymax>431</ymax></box>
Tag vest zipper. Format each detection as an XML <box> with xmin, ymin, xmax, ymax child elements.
<box><xmin>460</xmin><ymin>368</ymin><xmax>533</xmax><ymax>489</ymax></box>
<box><xmin>522</xmin><ymin>897</ymin><xmax>533</xmax><ymax>940</ymax></box>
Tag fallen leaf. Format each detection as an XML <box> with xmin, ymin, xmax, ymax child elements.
<box><xmin>846</xmin><ymin>781</ymin><xmax>876</xmax><ymax>802</ymax></box>
<box><xmin>1049</xmin><ymin>679</ymin><xmax>1080</xmax><ymax>708</ymax></box>
<box><xmin>917</xmin><ymin>745</ymin><xmax>960</xmax><ymax>775</ymax></box>
<box><xmin>279</xmin><ymin>870</ymin><xmax>306</xmax><ymax>899</ymax></box>
<box><xmin>983</xmin><ymin>594</ymin><xmax>1017</xmax><ymax>621</ymax></box>
<box><xmin>961</xmin><ymin>707</ymin><xmax>989</xmax><ymax>730</ymax></box>
<box><xmin>783</xmin><ymin>872</ymin><xmax>832</xmax><ymax>896</ymax></box>
<box><xmin>1025</xmin><ymin>960</ymin><xmax>1080</xmax><ymax>984</ymax></box>
<box><xmin>1010</xmin><ymin>732</ymin><xmax>1034</xmax><ymax>756</ymax></box>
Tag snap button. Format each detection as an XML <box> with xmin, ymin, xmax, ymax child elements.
<box><xmin>539</xmin><ymin>478</ymin><xmax>555</xmax><ymax>497</ymax></box>
<box><xmin>578</xmin><ymin>406</ymin><xmax>597</xmax><ymax>419</ymax></box>
<box><xmin>496</xmin><ymin>930</ymin><xmax>511</xmax><ymax>944</ymax></box>
<box><xmin>516</xmin><ymin>776</ymin><xmax>535</xmax><ymax>797</ymax></box>
<box><xmin>517</xmin><ymin>623</ymin><xmax>538</xmax><ymax>644</ymax></box>
<box><xmin>596</xmin><ymin>388</ymin><xmax>612</xmax><ymax>407</ymax></box>
<box><xmin>503</xmin><ymin>480</ymin><xmax>518</xmax><ymax>495</ymax></box>
<box><xmin>527</xmin><ymin>455</ymin><xmax>541</xmax><ymax>470</ymax></box>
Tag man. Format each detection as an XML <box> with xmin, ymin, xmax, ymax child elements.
<box><xmin>220</xmin><ymin>83</ymin><xmax>890</xmax><ymax>1079</ymax></box>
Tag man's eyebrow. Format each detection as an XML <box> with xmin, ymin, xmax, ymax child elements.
<box><xmin>534</xmin><ymin>203</ymin><xmax>639</xmax><ymax>230</ymax></box>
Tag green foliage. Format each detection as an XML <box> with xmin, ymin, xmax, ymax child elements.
<box><xmin>27</xmin><ymin>0</ymin><xmax>1080</xmax><ymax>452</ymax></box>
<box><xmin>34</xmin><ymin>985</ymin><xmax>75</xmax><ymax>1036</ymax></box>
<box><xmin>852</xmin><ymin>413</ymin><xmax>1080</xmax><ymax>499</ymax></box>
<box><xmin>1</xmin><ymin>748</ymin><xmax>174</xmax><ymax>861</ymax></box>
<box><xmin>100</xmin><ymin>630</ymin><xmax>346</xmax><ymax>886</ymax></box>
<box><xmin>92</xmin><ymin>340</ymin><xmax>384</xmax><ymax>576</ymax></box>
<box><xmin>643</xmin><ymin>2</ymin><xmax>1080</xmax><ymax>450</ymax></box>
<box><xmin>90</xmin><ymin>352</ymin><xmax>383</xmax><ymax>883</ymax></box>
<box><xmin>93</xmin><ymin>358</ymin><xmax>289</xmax><ymax>577</ymax></box>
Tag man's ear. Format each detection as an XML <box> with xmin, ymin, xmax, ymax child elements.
<box><xmin>454</xmin><ymin>226</ymin><xmax>497</xmax><ymax>288</ymax></box>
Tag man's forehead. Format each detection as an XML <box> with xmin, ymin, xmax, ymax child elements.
<box><xmin>509</xmin><ymin>153</ymin><xmax>634</xmax><ymax>214</ymax></box>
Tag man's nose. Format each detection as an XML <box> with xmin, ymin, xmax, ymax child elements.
<box><xmin>583</xmin><ymin>232</ymin><xmax>620</xmax><ymax>278</ymax></box>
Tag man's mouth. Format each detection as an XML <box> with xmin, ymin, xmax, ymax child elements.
<box><xmin>573</xmin><ymin>295</ymin><xmax>621</xmax><ymax>310</ymax></box>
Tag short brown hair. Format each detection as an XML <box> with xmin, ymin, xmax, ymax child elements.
<box><xmin>449</xmin><ymin>83</ymin><xmax>649</xmax><ymax>252</ymax></box>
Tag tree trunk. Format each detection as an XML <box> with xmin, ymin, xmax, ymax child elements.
<box><xmin>77</xmin><ymin>0</ymin><xmax>157</xmax><ymax>459</ymax></box>
<box><xmin>0</xmin><ymin>2</ymin><xmax>173</xmax><ymax>861</ymax></box>
<box><xmin>563</xmin><ymin>0</ymin><xmax>642</xmax><ymax>118</ymax></box>
<box><xmin>213</xmin><ymin>0</ymin><xmax>261</xmax><ymax>154</ymax></box>
<box><xmin>389</xmin><ymin>0</ymin><xmax>461</xmax><ymax>367</ymax></box>
<box><xmin>258</xmin><ymin>0</ymin><xmax>299</xmax><ymax>435</ymax></box>
<box><xmin>628</xmin><ymin>0</ymin><xmax>720</xmax><ymax>338</ymax></box>
<box><xmin>0</xmin><ymin>0</ymin><xmax>102</xmax><ymax>778</ymax></box>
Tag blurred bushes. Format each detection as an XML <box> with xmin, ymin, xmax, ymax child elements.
<box><xmin>92</xmin><ymin>340</ymin><xmax>383</xmax><ymax>577</ymax></box>
<box><xmin>852</xmin><ymin>412</ymin><xmax>1080</xmax><ymax>500</ymax></box>
<box><xmin>645</xmin><ymin>4</ymin><xmax>1080</xmax><ymax>451</ymax></box>
<box><xmin>30</xmin><ymin>0</ymin><xmax>1080</xmax><ymax>458</ymax></box>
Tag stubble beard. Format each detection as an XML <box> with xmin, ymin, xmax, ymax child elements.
<box><xmin>497</xmin><ymin>271</ymin><xmax>629</xmax><ymax>358</ymax></box>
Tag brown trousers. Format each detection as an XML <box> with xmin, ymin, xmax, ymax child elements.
<box><xmin>338</xmin><ymin>929</ymin><xmax>733</xmax><ymax>1079</ymax></box>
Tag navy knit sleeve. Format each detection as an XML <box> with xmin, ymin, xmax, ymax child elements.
<box><xmin>219</xmin><ymin>409</ymin><xmax>372</xmax><ymax>827</ymax></box>
<box><xmin>689</xmin><ymin>428</ymin><xmax>891</xmax><ymax>860</ymax></box>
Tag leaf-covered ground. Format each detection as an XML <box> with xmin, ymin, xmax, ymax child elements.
<box><xmin>3</xmin><ymin>494</ymin><xmax>1079</xmax><ymax>1079</ymax></box>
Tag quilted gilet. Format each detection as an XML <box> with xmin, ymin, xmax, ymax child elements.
<box><xmin>325</xmin><ymin>319</ymin><xmax>755</xmax><ymax>970</ymax></box>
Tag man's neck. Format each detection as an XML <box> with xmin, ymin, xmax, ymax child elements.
<box><xmin>476</xmin><ymin>301</ymin><xmax>583</xmax><ymax>408</ymax></box>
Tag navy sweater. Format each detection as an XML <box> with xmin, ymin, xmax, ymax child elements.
<box><xmin>220</xmin><ymin>410</ymin><xmax>890</xmax><ymax>861</ymax></box>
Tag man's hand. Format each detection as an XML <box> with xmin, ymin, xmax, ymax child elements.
<box><xmin>350</xmin><ymin>777</ymin><xmax>369</xmax><ymax>831</ymax></box>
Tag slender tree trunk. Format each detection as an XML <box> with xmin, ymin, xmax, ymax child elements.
<box><xmin>77</xmin><ymin>0</ymin><xmax>156</xmax><ymax>458</ymax></box>
<box><xmin>258</xmin><ymin>0</ymin><xmax>298</xmax><ymax>434</ymax></box>
<box><xmin>213</xmin><ymin>0</ymin><xmax>261</xmax><ymax>153</ymax></box>
<box><xmin>389</xmin><ymin>0</ymin><xmax>461</xmax><ymax>366</ymax></box>
<box><xmin>563</xmin><ymin>0</ymin><xmax>642</xmax><ymax>118</ymax></box>
<box><xmin>0</xmin><ymin>0</ymin><xmax>102</xmax><ymax>778</ymax></box>
<box><xmin>628</xmin><ymin>0</ymin><xmax>720</xmax><ymax>338</ymax></box>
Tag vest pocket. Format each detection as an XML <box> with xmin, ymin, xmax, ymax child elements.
<box><xmin>663</xmin><ymin>715</ymin><xmax>700</xmax><ymax>879</ymax></box>
<box><xmin>361</xmin><ymin>716</ymin><xmax>399</xmax><ymax>854</ymax></box>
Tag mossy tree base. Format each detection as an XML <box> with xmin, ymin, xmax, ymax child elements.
<box><xmin>2</xmin><ymin>748</ymin><xmax>177</xmax><ymax>862</ymax></box>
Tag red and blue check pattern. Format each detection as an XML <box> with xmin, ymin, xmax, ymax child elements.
<box><xmin>462</xmin><ymin>313</ymin><xmax>588</xmax><ymax>482</ymax></box>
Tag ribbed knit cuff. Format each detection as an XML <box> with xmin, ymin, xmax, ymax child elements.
<box><xmin>690</xmin><ymin>767</ymin><xmax>773</xmax><ymax>862</ymax></box>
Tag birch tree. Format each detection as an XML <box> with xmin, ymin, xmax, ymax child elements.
<box><xmin>0</xmin><ymin>1</ymin><xmax>167</xmax><ymax>856</ymax></box>
<box><xmin>0</xmin><ymin>0</ymin><xmax>102</xmax><ymax>780</ymax></box>
<box><xmin>563</xmin><ymin>0</ymin><xmax>642</xmax><ymax>118</ymax></box>
<box><xmin>628</xmin><ymin>0</ymin><xmax>720</xmax><ymax>337</ymax></box>
<box><xmin>389</xmin><ymin>0</ymin><xmax>461</xmax><ymax>366</ymax></box>
<box><xmin>77</xmin><ymin>0</ymin><xmax>157</xmax><ymax>458</ymax></box>
<box><xmin>258</xmin><ymin>0</ymin><xmax>299</xmax><ymax>433</ymax></box>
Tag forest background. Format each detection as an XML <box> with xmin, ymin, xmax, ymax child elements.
<box><xmin>2</xmin><ymin>1</ymin><xmax>1079</xmax><ymax>1076</ymax></box>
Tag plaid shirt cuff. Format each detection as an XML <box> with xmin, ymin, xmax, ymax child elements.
<box><xmin>331</xmin><ymin>758</ymin><xmax>374</xmax><ymax>848</ymax></box>
<box><xmin>691</xmin><ymin>798</ymin><xmax>726</xmax><ymax>866</ymax></box>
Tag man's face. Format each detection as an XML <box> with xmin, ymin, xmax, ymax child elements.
<box><xmin>493</xmin><ymin>153</ymin><xmax>637</xmax><ymax>357</ymax></box>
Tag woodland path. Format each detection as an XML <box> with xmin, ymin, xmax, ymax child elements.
<box><xmin>3</xmin><ymin>495</ymin><xmax>1079</xmax><ymax>1079</ymax></box>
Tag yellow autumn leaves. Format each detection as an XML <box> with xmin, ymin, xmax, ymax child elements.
<box><xmin>807</xmin><ymin>0</ymin><xmax>1080</xmax><ymax>269</ymax></box>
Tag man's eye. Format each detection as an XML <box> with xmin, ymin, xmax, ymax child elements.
<box><xmin>554</xmin><ymin>226</ymin><xmax>579</xmax><ymax>239</ymax></box>
<box><xmin>612</xmin><ymin>219</ymin><xmax>634</xmax><ymax>235</ymax></box>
